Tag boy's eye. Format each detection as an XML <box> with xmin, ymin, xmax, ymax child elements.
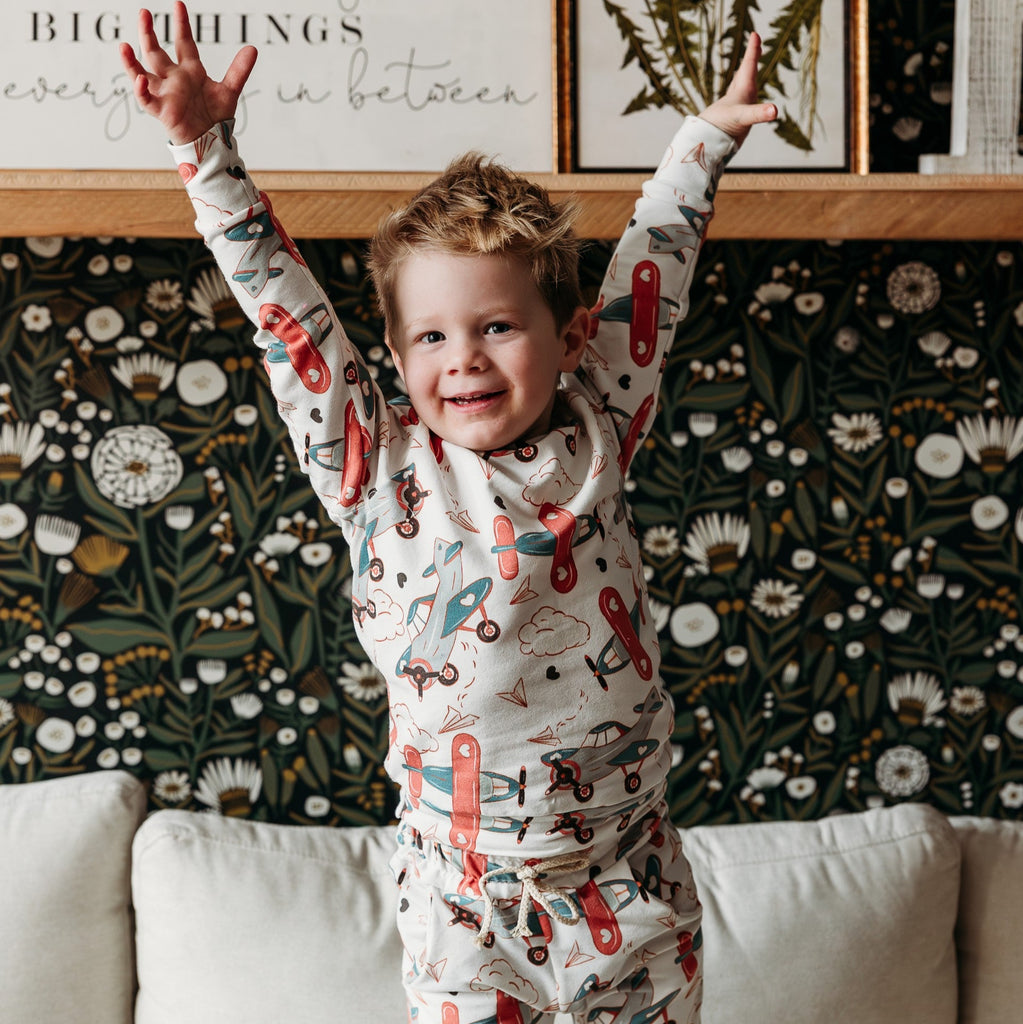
<box><xmin>485</xmin><ymin>322</ymin><xmax>513</xmax><ymax>335</ymax></box>
<box><xmin>419</xmin><ymin>331</ymin><xmax>444</xmax><ymax>344</ymax></box>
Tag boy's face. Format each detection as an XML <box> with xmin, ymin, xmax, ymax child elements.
<box><xmin>387</xmin><ymin>250</ymin><xmax>587</xmax><ymax>453</ymax></box>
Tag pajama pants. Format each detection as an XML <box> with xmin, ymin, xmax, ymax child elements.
<box><xmin>390</xmin><ymin>802</ymin><xmax>702</xmax><ymax>1024</ymax></box>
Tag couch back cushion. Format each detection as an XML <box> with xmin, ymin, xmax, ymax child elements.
<box><xmin>951</xmin><ymin>816</ymin><xmax>1023</xmax><ymax>1024</ymax></box>
<box><xmin>0</xmin><ymin>771</ymin><xmax>146</xmax><ymax>1024</ymax></box>
<box><xmin>131</xmin><ymin>810</ymin><xmax>406</xmax><ymax>1024</ymax></box>
<box><xmin>682</xmin><ymin>803</ymin><xmax>961</xmax><ymax>1024</ymax></box>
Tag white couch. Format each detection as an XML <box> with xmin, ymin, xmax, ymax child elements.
<box><xmin>2</xmin><ymin>771</ymin><xmax>1019</xmax><ymax>1023</ymax></box>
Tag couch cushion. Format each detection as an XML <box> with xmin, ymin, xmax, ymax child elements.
<box><xmin>950</xmin><ymin>816</ymin><xmax>1023</xmax><ymax>1024</ymax></box>
<box><xmin>0</xmin><ymin>771</ymin><xmax>146</xmax><ymax>1024</ymax></box>
<box><xmin>131</xmin><ymin>811</ymin><xmax>406</xmax><ymax>1024</ymax></box>
<box><xmin>682</xmin><ymin>803</ymin><xmax>960</xmax><ymax>1024</ymax></box>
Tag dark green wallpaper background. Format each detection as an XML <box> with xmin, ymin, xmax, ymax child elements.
<box><xmin>3</xmin><ymin>0</ymin><xmax>1022</xmax><ymax>826</ymax></box>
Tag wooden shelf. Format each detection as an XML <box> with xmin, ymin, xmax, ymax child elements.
<box><xmin>1</xmin><ymin>171</ymin><xmax>1022</xmax><ymax>240</ymax></box>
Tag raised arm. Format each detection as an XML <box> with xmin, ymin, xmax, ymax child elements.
<box><xmin>120</xmin><ymin>1</ymin><xmax>390</xmax><ymax>528</ymax></box>
<box><xmin>579</xmin><ymin>33</ymin><xmax>776</xmax><ymax>472</ymax></box>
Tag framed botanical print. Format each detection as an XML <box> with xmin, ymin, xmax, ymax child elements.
<box><xmin>571</xmin><ymin>0</ymin><xmax>861</xmax><ymax>172</ymax></box>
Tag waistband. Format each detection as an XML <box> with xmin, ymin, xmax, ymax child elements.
<box><xmin>396</xmin><ymin>799</ymin><xmax>673</xmax><ymax>949</ymax></box>
<box><xmin>396</xmin><ymin>794</ymin><xmax>669</xmax><ymax>881</ymax></box>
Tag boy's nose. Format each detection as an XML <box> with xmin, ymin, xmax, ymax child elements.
<box><xmin>446</xmin><ymin>335</ymin><xmax>487</xmax><ymax>372</ymax></box>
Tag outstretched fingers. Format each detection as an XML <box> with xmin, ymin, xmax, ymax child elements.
<box><xmin>221</xmin><ymin>46</ymin><xmax>259</xmax><ymax>99</ymax></box>
<box><xmin>135</xmin><ymin>7</ymin><xmax>174</xmax><ymax>75</ymax></box>
<box><xmin>170</xmin><ymin>0</ymin><xmax>201</xmax><ymax>68</ymax></box>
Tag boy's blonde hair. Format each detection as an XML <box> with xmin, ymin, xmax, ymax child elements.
<box><xmin>368</xmin><ymin>153</ymin><xmax>584</xmax><ymax>336</ymax></box>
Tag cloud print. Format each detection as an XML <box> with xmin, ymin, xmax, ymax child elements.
<box><xmin>368</xmin><ymin>589</ymin><xmax>405</xmax><ymax>642</ymax></box>
<box><xmin>390</xmin><ymin>703</ymin><xmax>438</xmax><ymax>752</ymax></box>
<box><xmin>519</xmin><ymin>607</ymin><xmax>590</xmax><ymax>657</ymax></box>
<box><xmin>522</xmin><ymin>458</ymin><xmax>580</xmax><ymax>508</ymax></box>
<box><xmin>470</xmin><ymin>958</ymin><xmax>539</xmax><ymax>1003</ymax></box>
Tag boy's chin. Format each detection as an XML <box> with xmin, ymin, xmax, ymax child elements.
<box><xmin>435</xmin><ymin>424</ymin><xmax>535</xmax><ymax>455</ymax></box>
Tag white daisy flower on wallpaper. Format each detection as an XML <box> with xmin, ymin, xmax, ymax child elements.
<box><xmin>305</xmin><ymin>795</ymin><xmax>331</xmax><ymax>817</ymax></box>
<box><xmin>0</xmin><ymin>502</ymin><xmax>28</xmax><ymax>539</ymax></box>
<box><xmin>338</xmin><ymin>662</ymin><xmax>387</xmax><ymax>702</ymax></box>
<box><xmin>197</xmin><ymin>659</ymin><xmax>228</xmax><ymax>686</ymax></box>
<box><xmin>827</xmin><ymin>412</ymin><xmax>883</xmax><ymax>453</ymax></box>
<box><xmin>90</xmin><ymin>425</ymin><xmax>184</xmax><ymax>509</ymax></box>
<box><xmin>234</xmin><ymin>404</ymin><xmax>259</xmax><ymax>426</ymax></box>
<box><xmin>949</xmin><ymin>686</ymin><xmax>985</xmax><ymax>718</ymax></box>
<box><xmin>25</xmin><ymin>237</ymin><xmax>63</xmax><ymax>258</ymax></box>
<box><xmin>177</xmin><ymin>359</ymin><xmax>229</xmax><ymax>405</ymax></box>
<box><xmin>886</xmin><ymin>261</ymin><xmax>941</xmax><ymax>314</ymax></box>
<box><xmin>914</xmin><ymin>433</ymin><xmax>964</xmax><ymax>478</ymax></box>
<box><xmin>115</xmin><ymin>336</ymin><xmax>145</xmax><ymax>354</ymax></box>
<box><xmin>35</xmin><ymin>717</ymin><xmax>75</xmax><ymax>754</ymax></box>
<box><xmin>750</xmin><ymin>579</ymin><xmax>804</xmax><ymax>619</ymax></box>
<box><xmin>642</xmin><ymin>524</ymin><xmax>680</xmax><ymax>559</ymax></box>
<box><xmin>971</xmin><ymin>495</ymin><xmax>1009</xmax><ymax>532</ymax></box>
<box><xmin>299</xmin><ymin>542</ymin><xmax>333</xmax><ymax>566</ymax></box>
<box><xmin>343</xmin><ymin>743</ymin><xmax>363</xmax><ymax>772</ymax></box>
<box><xmin>1005</xmin><ymin>706</ymin><xmax>1023</xmax><ymax>740</ymax></box>
<box><xmin>917</xmin><ymin>330</ymin><xmax>951</xmax><ymax>357</ymax></box>
<box><xmin>682</xmin><ymin>512</ymin><xmax>750</xmax><ymax>574</ymax></box>
<box><xmin>669</xmin><ymin>601</ymin><xmax>720</xmax><ymax>648</ymax></box>
<box><xmin>259</xmin><ymin>532</ymin><xmax>301</xmax><ymax>558</ymax></box>
<box><xmin>952</xmin><ymin>347</ymin><xmax>979</xmax><ymax>369</ymax></box>
<box><xmin>875</xmin><ymin>745</ymin><xmax>930</xmax><ymax>798</ymax></box>
<box><xmin>786</xmin><ymin>776</ymin><xmax>818</xmax><ymax>799</ymax></box>
<box><xmin>153</xmin><ymin>770</ymin><xmax>192</xmax><ymax>804</ymax></box>
<box><xmin>880</xmin><ymin>608</ymin><xmax>912</xmax><ymax>633</ymax></box>
<box><xmin>724</xmin><ymin>645</ymin><xmax>749</xmax><ymax>667</ymax></box>
<box><xmin>111</xmin><ymin>353</ymin><xmax>176</xmax><ymax>402</ymax></box>
<box><xmin>956</xmin><ymin>414</ymin><xmax>1023</xmax><ymax>470</ymax></box>
<box><xmin>753</xmin><ymin>281</ymin><xmax>794</xmax><ymax>305</ymax></box>
<box><xmin>793</xmin><ymin>291</ymin><xmax>825</xmax><ymax>315</ymax></box>
<box><xmin>721</xmin><ymin>446</ymin><xmax>753</xmax><ymax>473</ymax></box>
<box><xmin>688</xmin><ymin>412</ymin><xmax>717</xmax><ymax>437</ymax></box>
<box><xmin>813</xmin><ymin>710</ymin><xmax>836</xmax><ymax>735</ymax></box>
<box><xmin>832</xmin><ymin>326</ymin><xmax>861</xmax><ymax>353</ymax></box>
<box><xmin>195</xmin><ymin>757</ymin><xmax>262</xmax><ymax>816</ymax></box>
<box><xmin>20</xmin><ymin>303</ymin><xmax>52</xmax><ymax>332</ymax></box>
<box><xmin>164</xmin><ymin>504</ymin><xmax>195</xmax><ymax>531</ymax></box>
<box><xmin>887</xmin><ymin>671</ymin><xmax>947</xmax><ymax>726</ymax></box>
<box><xmin>187</xmin><ymin>266</ymin><xmax>244</xmax><ymax>329</ymax></box>
<box><xmin>83</xmin><ymin>304</ymin><xmax>125</xmax><ymax>343</ymax></box>
<box><xmin>145</xmin><ymin>278</ymin><xmax>184</xmax><ymax>313</ymax></box>
<box><xmin>916</xmin><ymin>574</ymin><xmax>946</xmax><ymax>598</ymax></box>
<box><xmin>33</xmin><ymin>514</ymin><xmax>80</xmax><ymax>556</ymax></box>
<box><xmin>746</xmin><ymin>766</ymin><xmax>786</xmax><ymax>791</ymax></box>
<box><xmin>0</xmin><ymin>421</ymin><xmax>47</xmax><ymax>480</ymax></box>
<box><xmin>999</xmin><ymin>782</ymin><xmax>1023</xmax><ymax>809</ymax></box>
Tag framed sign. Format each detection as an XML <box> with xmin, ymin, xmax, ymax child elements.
<box><xmin>571</xmin><ymin>0</ymin><xmax>859</xmax><ymax>172</ymax></box>
<box><xmin>0</xmin><ymin>1</ymin><xmax>554</xmax><ymax>173</ymax></box>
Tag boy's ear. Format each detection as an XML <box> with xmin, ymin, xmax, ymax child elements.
<box><xmin>385</xmin><ymin>332</ymin><xmax>406</xmax><ymax>381</ymax></box>
<box><xmin>558</xmin><ymin>305</ymin><xmax>591</xmax><ymax>372</ymax></box>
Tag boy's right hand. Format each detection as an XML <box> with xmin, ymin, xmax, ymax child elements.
<box><xmin>119</xmin><ymin>1</ymin><xmax>257</xmax><ymax>146</ymax></box>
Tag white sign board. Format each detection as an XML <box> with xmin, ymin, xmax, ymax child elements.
<box><xmin>1</xmin><ymin>2</ymin><xmax>554</xmax><ymax>172</ymax></box>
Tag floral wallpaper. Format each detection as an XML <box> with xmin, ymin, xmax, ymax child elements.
<box><xmin>2</xmin><ymin>0</ymin><xmax>1020</xmax><ymax>826</ymax></box>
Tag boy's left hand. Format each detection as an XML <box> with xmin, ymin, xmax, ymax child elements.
<box><xmin>698</xmin><ymin>32</ymin><xmax>777</xmax><ymax>147</ymax></box>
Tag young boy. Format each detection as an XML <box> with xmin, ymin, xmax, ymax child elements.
<box><xmin>121</xmin><ymin>5</ymin><xmax>774</xmax><ymax>1021</ymax></box>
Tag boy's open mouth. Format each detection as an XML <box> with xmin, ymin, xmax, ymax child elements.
<box><xmin>448</xmin><ymin>391</ymin><xmax>502</xmax><ymax>406</ymax></box>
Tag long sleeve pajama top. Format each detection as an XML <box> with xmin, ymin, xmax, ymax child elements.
<box><xmin>171</xmin><ymin>116</ymin><xmax>735</xmax><ymax>858</ymax></box>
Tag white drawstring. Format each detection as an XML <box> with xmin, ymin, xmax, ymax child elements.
<box><xmin>474</xmin><ymin>851</ymin><xmax>590</xmax><ymax>948</ymax></box>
